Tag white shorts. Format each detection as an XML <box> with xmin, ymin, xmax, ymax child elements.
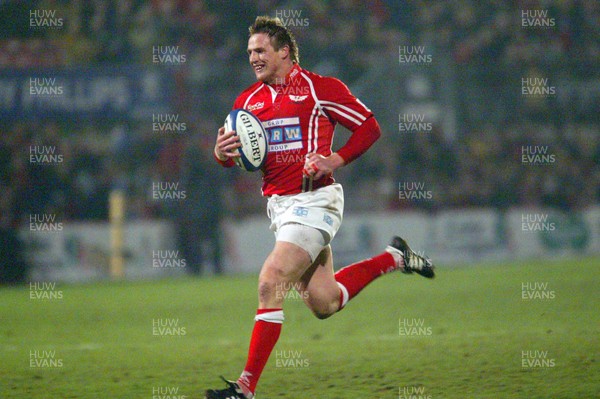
<box><xmin>267</xmin><ymin>183</ymin><xmax>344</xmax><ymax>260</ymax></box>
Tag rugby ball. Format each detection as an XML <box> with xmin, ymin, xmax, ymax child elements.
<box><xmin>224</xmin><ymin>108</ymin><xmax>268</xmax><ymax>171</ymax></box>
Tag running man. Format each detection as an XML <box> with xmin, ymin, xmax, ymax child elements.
<box><xmin>206</xmin><ymin>16</ymin><xmax>434</xmax><ymax>399</ymax></box>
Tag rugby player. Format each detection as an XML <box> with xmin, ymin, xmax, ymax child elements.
<box><xmin>205</xmin><ymin>16</ymin><xmax>434</xmax><ymax>399</ymax></box>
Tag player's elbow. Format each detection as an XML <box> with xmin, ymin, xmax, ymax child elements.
<box><xmin>369</xmin><ymin>117</ymin><xmax>382</xmax><ymax>141</ymax></box>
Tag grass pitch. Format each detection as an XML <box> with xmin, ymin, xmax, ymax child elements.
<box><xmin>1</xmin><ymin>257</ymin><xmax>598</xmax><ymax>398</ymax></box>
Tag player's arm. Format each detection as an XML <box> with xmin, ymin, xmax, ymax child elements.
<box><xmin>305</xmin><ymin>117</ymin><xmax>381</xmax><ymax>179</ymax></box>
<box><xmin>214</xmin><ymin>126</ymin><xmax>241</xmax><ymax>167</ymax></box>
<box><xmin>336</xmin><ymin>115</ymin><xmax>381</xmax><ymax>162</ymax></box>
<box><xmin>304</xmin><ymin>78</ymin><xmax>381</xmax><ymax>180</ymax></box>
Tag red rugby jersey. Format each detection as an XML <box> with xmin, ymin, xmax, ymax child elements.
<box><xmin>219</xmin><ymin>64</ymin><xmax>377</xmax><ymax>196</ymax></box>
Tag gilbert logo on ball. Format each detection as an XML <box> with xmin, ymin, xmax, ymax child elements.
<box><xmin>224</xmin><ymin>109</ymin><xmax>268</xmax><ymax>171</ymax></box>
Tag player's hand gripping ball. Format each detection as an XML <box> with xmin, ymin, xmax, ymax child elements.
<box><xmin>223</xmin><ymin>109</ymin><xmax>268</xmax><ymax>172</ymax></box>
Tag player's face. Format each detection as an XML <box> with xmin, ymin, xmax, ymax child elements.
<box><xmin>247</xmin><ymin>33</ymin><xmax>288</xmax><ymax>84</ymax></box>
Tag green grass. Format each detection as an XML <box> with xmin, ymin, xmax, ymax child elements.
<box><xmin>1</xmin><ymin>257</ymin><xmax>598</xmax><ymax>398</ymax></box>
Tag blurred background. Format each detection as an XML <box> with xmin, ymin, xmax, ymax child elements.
<box><xmin>1</xmin><ymin>0</ymin><xmax>599</xmax><ymax>284</ymax></box>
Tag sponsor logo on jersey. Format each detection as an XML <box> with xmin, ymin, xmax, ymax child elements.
<box><xmin>247</xmin><ymin>102</ymin><xmax>264</xmax><ymax>111</ymax></box>
<box><xmin>289</xmin><ymin>94</ymin><xmax>308</xmax><ymax>102</ymax></box>
<box><xmin>264</xmin><ymin>117</ymin><xmax>303</xmax><ymax>152</ymax></box>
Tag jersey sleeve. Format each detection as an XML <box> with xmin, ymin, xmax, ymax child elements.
<box><xmin>336</xmin><ymin>116</ymin><xmax>381</xmax><ymax>164</ymax></box>
<box><xmin>316</xmin><ymin>77</ymin><xmax>374</xmax><ymax>132</ymax></box>
<box><xmin>214</xmin><ymin>151</ymin><xmax>236</xmax><ymax>167</ymax></box>
<box><xmin>316</xmin><ymin>77</ymin><xmax>380</xmax><ymax>164</ymax></box>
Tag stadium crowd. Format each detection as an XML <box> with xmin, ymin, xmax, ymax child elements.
<box><xmin>1</xmin><ymin>0</ymin><xmax>598</xmax><ymax>228</ymax></box>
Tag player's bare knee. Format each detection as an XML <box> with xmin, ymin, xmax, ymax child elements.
<box><xmin>312</xmin><ymin>308</ymin><xmax>335</xmax><ymax>320</ymax></box>
<box><xmin>313</xmin><ymin>310</ymin><xmax>332</xmax><ymax>320</ymax></box>
<box><xmin>260</xmin><ymin>262</ymin><xmax>291</xmax><ymax>285</ymax></box>
<box><xmin>310</xmin><ymin>301</ymin><xmax>338</xmax><ymax>320</ymax></box>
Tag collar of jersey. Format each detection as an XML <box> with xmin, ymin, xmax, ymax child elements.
<box><xmin>268</xmin><ymin>64</ymin><xmax>302</xmax><ymax>87</ymax></box>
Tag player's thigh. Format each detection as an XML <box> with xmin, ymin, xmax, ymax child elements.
<box><xmin>297</xmin><ymin>245</ymin><xmax>339</xmax><ymax>305</ymax></box>
<box><xmin>260</xmin><ymin>240</ymin><xmax>313</xmax><ymax>285</ymax></box>
<box><xmin>261</xmin><ymin>222</ymin><xmax>328</xmax><ymax>284</ymax></box>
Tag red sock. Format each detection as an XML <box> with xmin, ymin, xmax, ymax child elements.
<box><xmin>238</xmin><ymin>308</ymin><xmax>284</xmax><ymax>396</ymax></box>
<box><xmin>334</xmin><ymin>252</ymin><xmax>397</xmax><ymax>309</ymax></box>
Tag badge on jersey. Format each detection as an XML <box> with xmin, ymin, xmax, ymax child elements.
<box><xmin>263</xmin><ymin>117</ymin><xmax>303</xmax><ymax>152</ymax></box>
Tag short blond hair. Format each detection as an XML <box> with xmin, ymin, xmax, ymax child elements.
<box><xmin>249</xmin><ymin>16</ymin><xmax>299</xmax><ymax>64</ymax></box>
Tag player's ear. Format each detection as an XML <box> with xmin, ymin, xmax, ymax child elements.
<box><xmin>278</xmin><ymin>44</ymin><xmax>290</xmax><ymax>60</ymax></box>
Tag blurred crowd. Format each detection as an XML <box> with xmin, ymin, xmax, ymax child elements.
<box><xmin>1</xmin><ymin>0</ymin><xmax>599</xmax><ymax>231</ymax></box>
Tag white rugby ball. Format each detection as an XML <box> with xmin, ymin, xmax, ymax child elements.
<box><xmin>224</xmin><ymin>108</ymin><xmax>268</xmax><ymax>171</ymax></box>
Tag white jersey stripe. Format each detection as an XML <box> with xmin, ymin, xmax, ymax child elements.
<box><xmin>307</xmin><ymin>104</ymin><xmax>318</xmax><ymax>153</ymax></box>
<box><xmin>322</xmin><ymin>105</ymin><xmax>363</xmax><ymax>125</ymax></box>
<box><xmin>355</xmin><ymin>98</ymin><xmax>372</xmax><ymax>113</ymax></box>
<box><xmin>243</xmin><ymin>84</ymin><xmax>265</xmax><ymax>109</ymax></box>
<box><xmin>313</xmin><ymin>105</ymin><xmax>320</xmax><ymax>151</ymax></box>
<box><xmin>301</xmin><ymin>72</ymin><xmax>322</xmax><ymax>153</ymax></box>
<box><xmin>320</xmin><ymin>100</ymin><xmax>368</xmax><ymax>122</ymax></box>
